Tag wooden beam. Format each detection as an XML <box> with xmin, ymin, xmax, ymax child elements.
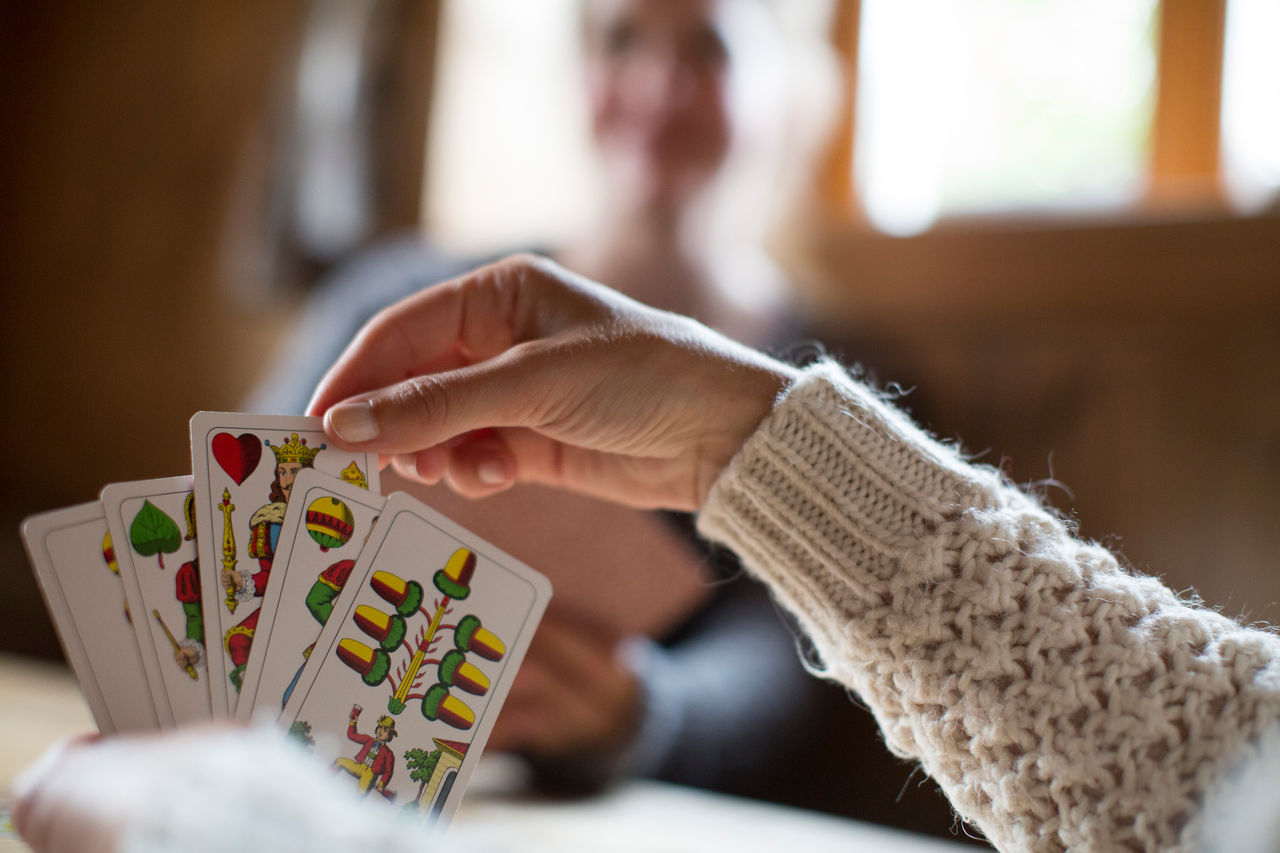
<box><xmin>792</xmin><ymin>211</ymin><xmax>1280</xmax><ymax>328</ymax></box>
<box><xmin>815</xmin><ymin>0</ymin><xmax>861</xmax><ymax>219</ymax></box>
<box><xmin>1149</xmin><ymin>0</ymin><xmax>1227</xmax><ymax>205</ymax></box>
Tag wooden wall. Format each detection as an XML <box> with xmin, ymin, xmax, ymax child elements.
<box><xmin>0</xmin><ymin>3</ymin><xmax>309</xmax><ymax>656</ymax></box>
<box><xmin>0</xmin><ymin>1</ymin><xmax>439</xmax><ymax>659</ymax></box>
<box><xmin>789</xmin><ymin>211</ymin><xmax>1280</xmax><ymax>623</ymax></box>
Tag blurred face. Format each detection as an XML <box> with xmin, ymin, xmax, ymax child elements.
<box><xmin>584</xmin><ymin>0</ymin><xmax>739</xmax><ymax>215</ymax></box>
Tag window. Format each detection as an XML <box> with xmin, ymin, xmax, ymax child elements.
<box><xmin>1220</xmin><ymin>0</ymin><xmax>1280</xmax><ymax>212</ymax></box>
<box><xmin>854</xmin><ymin>0</ymin><xmax>1160</xmax><ymax>235</ymax></box>
<box><xmin>424</xmin><ymin>0</ymin><xmax>1276</xmax><ymax>246</ymax></box>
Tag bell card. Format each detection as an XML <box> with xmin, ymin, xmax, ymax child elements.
<box><xmin>280</xmin><ymin>492</ymin><xmax>551</xmax><ymax>827</ymax></box>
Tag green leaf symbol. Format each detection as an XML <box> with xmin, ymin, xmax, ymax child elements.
<box><xmin>130</xmin><ymin>499</ymin><xmax>182</xmax><ymax>569</ymax></box>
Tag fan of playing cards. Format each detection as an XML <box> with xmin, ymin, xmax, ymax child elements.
<box><xmin>20</xmin><ymin>412</ymin><xmax>551</xmax><ymax>827</ymax></box>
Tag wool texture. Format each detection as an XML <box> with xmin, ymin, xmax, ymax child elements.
<box><xmin>697</xmin><ymin>360</ymin><xmax>1280</xmax><ymax>852</ymax></box>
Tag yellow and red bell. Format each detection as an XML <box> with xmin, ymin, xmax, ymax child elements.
<box><xmin>433</xmin><ymin>548</ymin><xmax>475</xmax><ymax>600</ymax></box>
<box><xmin>353</xmin><ymin>604</ymin><xmax>407</xmax><ymax>652</ymax></box>
<box><xmin>438</xmin><ymin>649</ymin><xmax>490</xmax><ymax>695</ymax></box>
<box><xmin>454</xmin><ymin>614</ymin><xmax>505</xmax><ymax>661</ymax></box>
<box><xmin>336</xmin><ymin>638</ymin><xmax>391</xmax><ymax>687</ymax></box>
<box><xmin>421</xmin><ymin>684</ymin><xmax>475</xmax><ymax>729</ymax></box>
<box><xmin>371</xmin><ymin>569</ymin><xmax>425</xmax><ymax>617</ymax></box>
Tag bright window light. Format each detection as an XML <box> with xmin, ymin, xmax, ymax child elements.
<box><xmin>856</xmin><ymin>0</ymin><xmax>1159</xmax><ymax>235</ymax></box>
<box><xmin>1221</xmin><ymin>0</ymin><xmax>1280</xmax><ymax>213</ymax></box>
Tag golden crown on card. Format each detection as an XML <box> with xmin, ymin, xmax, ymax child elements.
<box><xmin>266</xmin><ymin>433</ymin><xmax>324</xmax><ymax>466</ymax></box>
<box><xmin>340</xmin><ymin>460</ymin><xmax>369</xmax><ymax>490</ymax></box>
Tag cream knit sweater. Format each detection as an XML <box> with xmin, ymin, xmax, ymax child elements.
<box><xmin>696</xmin><ymin>362</ymin><xmax>1280</xmax><ymax>852</ymax></box>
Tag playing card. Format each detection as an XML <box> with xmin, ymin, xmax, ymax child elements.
<box><xmin>20</xmin><ymin>503</ymin><xmax>160</xmax><ymax>733</ymax></box>
<box><xmin>101</xmin><ymin>476</ymin><xmax>212</xmax><ymax>727</ymax></box>
<box><xmin>190</xmin><ymin>412</ymin><xmax>381</xmax><ymax>716</ymax></box>
<box><xmin>281</xmin><ymin>492</ymin><xmax>551</xmax><ymax>827</ymax></box>
<box><xmin>237</xmin><ymin>468</ymin><xmax>387</xmax><ymax>721</ymax></box>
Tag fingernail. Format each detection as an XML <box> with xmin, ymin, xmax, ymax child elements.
<box><xmin>476</xmin><ymin>458</ymin><xmax>507</xmax><ymax>486</ymax></box>
<box><xmin>328</xmin><ymin>401</ymin><xmax>379</xmax><ymax>443</ymax></box>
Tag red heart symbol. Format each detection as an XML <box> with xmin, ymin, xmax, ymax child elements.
<box><xmin>212</xmin><ymin>432</ymin><xmax>263</xmax><ymax>486</ymax></box>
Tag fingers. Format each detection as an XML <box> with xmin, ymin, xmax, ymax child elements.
<box><xmin>320</xmin><ymin>342</ymin><xmax>557</xmax><ymax>454</ymax></box>
<box><xmin>489</xmin><ymin>668</ymin><xmax>634</xmax><ymax>756</ymax></box>
<box><xmin>390</xmin><ymin>427</ymin><xmax>702</xmax><ymax>510</ymax></box>
<box><xmin>10</xmin><ymin>737</ymin><xmax>71</xmax><ymax>845</ymax></box>
<box><xmin>525</xmin><ymin>612</ymin><xmax>627</xmax><ymax>691</ymax></box>
<box><xmin>487</xmin><ymin>614</ymin><xmax>639</xmax><ymax>756</ymax></box>
<box><xmin>441</xmin><ymin>430</ymin><xmax>517</xmax><ymax>496</ymax></box>
<box><xmin>12</xmin><ymin>737</ymin><xmax>127</xmax><ymax>853</ymax></box>
<box><xmin>307</xmin><ymin>255</ymin><xmax>553</xmax><ymax>418</ymax></box>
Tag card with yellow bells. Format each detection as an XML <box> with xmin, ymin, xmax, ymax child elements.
<box><xmin>281</xmin><ymin>491</ymin><xmax>551</xmax><ymax>828</ymax></box>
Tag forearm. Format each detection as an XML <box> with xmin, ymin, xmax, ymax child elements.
<box><xmin>697</xmin><ymin>360</ymin><xmax>1280</xmax><ymax>852</ymax></box>
<box><xmin>181</xmin><ymin>602</ymin><xmax>203</xmax><ymax>644</ymax></box>
<box><xmin>306</xmin><ymin>580</ymin><xmax>339</xmax><ymax>625</ymax></box>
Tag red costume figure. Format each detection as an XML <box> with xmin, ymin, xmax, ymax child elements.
<box><xmin>332</xmin><ymin>704</ymin><xmax>397</xmax><ymax>801</ymax></box>
<box><xmin>307</xmin><ymin>559</ymin><xmax>356</xmax><ymax>624</ymax></box>
<box><xmin>223</xmin><ymin>433</ymin><xmax>323</xmax><ymax>690</ymax></box>
<box><xmin>174</xmin><ymin>559</ymin><xmax>205</xmax><ymax>669</ymax></box>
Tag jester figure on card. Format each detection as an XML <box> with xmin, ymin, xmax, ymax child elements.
<box><xmin>222</xmin><ymin>433</ymin><xmax>322</xmax><ymax>690</ymax></box>
<box><xmin>333</xmin><ymin>704</ymin><xmax>398</xmax><ymax>801</ymax></box>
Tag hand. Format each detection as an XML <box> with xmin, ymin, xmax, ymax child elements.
<box><xmin>221</xmin><ymin>568</ymin><xmax>243</xmax><ymax>593</ymax></box>
<box><xmin>308</xmin><ymin>254</ymin><xmax>798</xmax><ymax>511</ymax></box>
<box><xmin>12</xmin><ymin>731</ymin><xmax>218</xmax><ymax>853</ymax></box>
<box><xmin>10</xmin><ymin>736</ymin><xmax>117</xmax><ymax>853</ymax></box>
<box><xmin>12</xmin><ymin>727</ymin><xmax>412</xmax><ymax>853</ymax></box>
<box><xmin>486</xmin><ymin>608</ymin><xmax>640</xmax><ymax>758</ymax></box>
<box><xmin>174</xmin><ymin>645</ymin><xmax>200</xmax><ymax>669</ymax></box>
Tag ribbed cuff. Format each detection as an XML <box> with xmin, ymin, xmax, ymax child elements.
<box><xmin>695</xmin><ymin>360</ymin><xmax>989</xmax><ymax>684</ymax></box>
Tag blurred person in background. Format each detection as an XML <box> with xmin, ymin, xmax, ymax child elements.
<box><xmin>249</xmin><ymin>0</ymin><xmax>969</xmax><ymax>837</ymax></box>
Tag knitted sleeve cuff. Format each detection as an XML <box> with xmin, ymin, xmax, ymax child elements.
<box><xmin>695</xmin><ymin>359</ymin><xmax>989</xmax><ymax>683</ymax></box>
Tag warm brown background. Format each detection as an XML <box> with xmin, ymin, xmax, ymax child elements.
<box><xmin>0</xmin><ymin>1</ymin><xmax>436</xmax><ymax>656</ymax></box>
<box><xmin>2</xmin><ymin>0</ymin><xmax>1277</xmax><ymax>674</ymax></box>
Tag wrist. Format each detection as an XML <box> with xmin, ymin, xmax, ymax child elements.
<box><xmin>694</xmin><ymin>359</ymin><xmax>798</xmax><ymax>508</ymax></box>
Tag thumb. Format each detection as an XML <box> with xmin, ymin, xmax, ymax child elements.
<box><xmin>319</xmin><ymin>343</ymin><xmax>558</xmax><ymax>456</ymax></box>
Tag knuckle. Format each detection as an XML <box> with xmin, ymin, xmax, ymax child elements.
<box><xmin>398</xmin><ymin>374</ymin><xmax>449</xmax><ymax>434</ymax></box>
<box><xmin>504</xmin><ymin>251</ymin><xmax>550</xmax><ymax>276</ymax></box>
